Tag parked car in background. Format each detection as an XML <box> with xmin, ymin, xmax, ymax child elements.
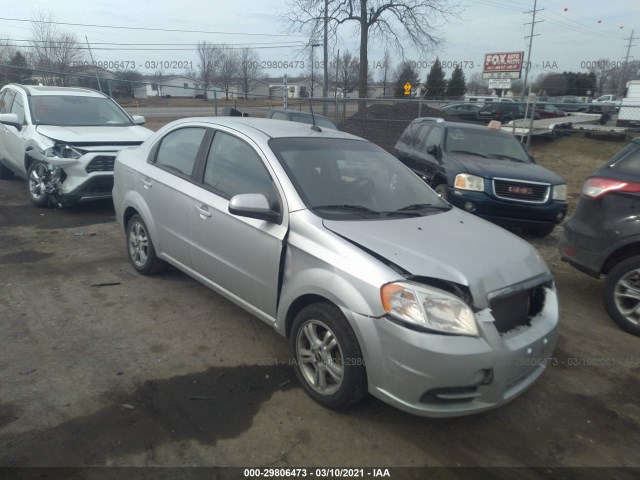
<box><xmin>476</xmin><ymin>102</ymin><xmax>539</xmax><ymax>124</ymax></box>
<box><xmin>437</xmin><ymin>103</ymin><xmax>483</xmax><ymax>122</ymax></box>
<box><xmin>392</xmin><ymin>118</ymin><xmax>568</xmax><ymax>237</ymax></box>
<box><xmin>0</xmin><ymin>84</ymin><xmax>152</xmax><ymax>207</ymax></box>
<box><xmin>534</xmin><ymin>103</ymin><xmax>568</xmax><ymax>119</ymax></box>
<box><xmin>561</xmin><ymin>137</ymin><xmax>640</xmax><ymax>336</ymax></box>
<box><xmin>266</xmin><ymin>108</ymin><xmax>337</xmax><ymax>129</ymax></box>
<box><xmin>113</xmin><ymin>117</ymin><xmax>559</xmax><ymax>417</ymax></box>
<box><xmin>593</xmin><ymin>94</ymin><xmax>621</xmax><ymax>109</ymax></box>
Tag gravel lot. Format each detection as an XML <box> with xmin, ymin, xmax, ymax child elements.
<box><xmin>0</xmin><ymin>131</ymin><xmax>639</xmax><ymax>475</ymax></box>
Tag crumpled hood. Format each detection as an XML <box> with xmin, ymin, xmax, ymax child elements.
<box><xmin>452</xmin><ymin>154</ymin><xmax>565</xmax><ymax>184</ymax></box>
<box><xmin>36</xmin><ymin>125</ymin><xmax>152</xmax><ymax>144</ymax></box>
<box><xmin>323</xmin><ymin>208</ymin><xmax>550</xmax><ymax>307</ymax></box>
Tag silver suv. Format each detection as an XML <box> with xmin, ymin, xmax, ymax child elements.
<box><xmin>0</xmin><ymin>84</ymin><xmax>152</xmax><ymax>207</ymax></box>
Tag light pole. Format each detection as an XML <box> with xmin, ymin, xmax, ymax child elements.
<box><xmin>310</xmin><ymin>43</ymin><xmax>321</xmax><ymax>98</ymax></box>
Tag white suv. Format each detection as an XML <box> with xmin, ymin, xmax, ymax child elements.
<box><xmin>0</xmin><ymin>84</ymin><xmax>152</xmax><ymax>207</ymax></box>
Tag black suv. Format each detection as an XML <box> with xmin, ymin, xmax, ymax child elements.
<box><xmin>392</xmin><ymin>118</ymin><xmax>568</xmax><ymax>236</ymax></box>
<box><xmin>265</xmin><ymin>109</ymin><xmax>336</xmax><ymax>129</ymax></box>
<box><xmin>476</xmin><ymin>103</ymin><xmax>539</xmax><ymax>124</ymax></box>
<box><xmin>561</xmin><ymin>137</ymin><xmax>640</xmax><ymax>336</ymax></box>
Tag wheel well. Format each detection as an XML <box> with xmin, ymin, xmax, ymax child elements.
<box><xmin>284</xmin><ymin>294</ymin><xmax>333</xmax><ymax>338</ymax></box>
<box><xmin>602</xmin><ymin>244</ymin><xmax>640</xmax><ymax>275</ymax></box>
<box><xmin>123</xmin><ymin>207</ymin><xmax>139</xmax><ymax>230</ymax></box>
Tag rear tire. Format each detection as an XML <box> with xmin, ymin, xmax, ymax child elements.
<box><xmin>126</xmin><ymin>214</ymin><xmax>167</xmax><ymax>275</ymax></box>
<box><xmin>603</xmin><ymin>256</ymin><xmax>640</xmax><ymax>336</ymax></box>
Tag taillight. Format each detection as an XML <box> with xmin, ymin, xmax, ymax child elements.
<box><xmin>582</xmin><ymin>177</ymin><xmax>640</xmax><ymax>199</ymax></box>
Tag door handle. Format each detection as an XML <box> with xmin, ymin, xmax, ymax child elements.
<box><xmin>141</xmin><ymin>178</ymin><xmax>152</xmax><ymax>189</ymax></box>
<box><xmin>195</xmin><ymin>205</ymin><xmax>212</xmax><ymax>218</ymax></box>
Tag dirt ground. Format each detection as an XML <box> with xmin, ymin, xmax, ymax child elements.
<box><xmin>1</xmin><ymin>126</ymin><xmax>640</xmax><ymax>476</ymax></box>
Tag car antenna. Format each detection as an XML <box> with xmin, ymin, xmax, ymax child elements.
<box><xmin>308</xmin><ymin>98</ymin><xmax>322</xmax><ymax>132</ymax></box>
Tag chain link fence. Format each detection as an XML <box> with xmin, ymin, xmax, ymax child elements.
<box><xmin>3</xmin><ymin>67</ymin><xmax>639</xmax><ymax>145</ymax></box>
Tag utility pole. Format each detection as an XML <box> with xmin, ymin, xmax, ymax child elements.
<box><xmin>617</xmin><ymin>29</ymin><xmax>637</xmax><ymax>98</ymax></box>
<box><xmin>322</xmin><ymin>0</ymin><xmax>329</xmax><ymax>114</ymax></box>
<box><xmin>522</xmin><ymin>0</ymin><xmax>543</xmax><ymax>98</ymax></box>
<box><xmin>85</xmin><ymin>36</ymin><xmax>103</xmax><ymax>93</ymax></box>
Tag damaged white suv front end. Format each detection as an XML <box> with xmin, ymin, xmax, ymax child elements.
<box><xmin>0</xmin><ymin>84</ymin><xmax>152</xmax><ymax>207</ymax></box>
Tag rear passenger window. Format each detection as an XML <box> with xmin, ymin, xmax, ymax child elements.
<box><xmin>203</xmin><ymin>131</ymin><xmax>273</xmax><ymax>199</ymax></box>
<box><xmin>155</xmin><ymin>127</ymin><xmax>206</xmax><ymax>178</ymax></box>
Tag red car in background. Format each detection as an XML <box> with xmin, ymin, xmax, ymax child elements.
<box><xmin>535</xmin><ymin>103</ymin><xmax>568</xmax><ymax>119</ymax></box>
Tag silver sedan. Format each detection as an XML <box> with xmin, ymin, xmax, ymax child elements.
<box><xmin>113</xmin><ymin>117</ymin><xmax>559</xmax><ymax>417</ymax></box>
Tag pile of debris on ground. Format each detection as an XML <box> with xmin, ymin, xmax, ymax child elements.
<box><xmin>341</xmin><ymin>102</ymin><xmax>458</xmax><ymax>152</ymax></box>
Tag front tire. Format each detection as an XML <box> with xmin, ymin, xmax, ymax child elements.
<box><xmin>528</xmin><ymin>225</ymin><xmax>555</xmax><ymax>238</ymax></box>
<box><xmin>604</xmin><ymin>257</ymin><xmax>640</xmax><ymax>336</ymax></box>
<box><xmin>126</xmin><ymin>214</ymin><xmax>167</xmax><ymax>275</ymax></box>
<box><xmin>27</xmin><ymin>161</ymin><xmax>53</xmax><ymax>208</ymax></box>
<box><xmin>290</xmin><ymin>303</ymin><xmax>367</xmax><ymax>409</ymax></box>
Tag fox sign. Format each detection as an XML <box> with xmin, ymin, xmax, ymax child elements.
<box><xmin>482</xmin><ymin>51</ymin><xmax>524</xmax><ymax>79</ymax></box>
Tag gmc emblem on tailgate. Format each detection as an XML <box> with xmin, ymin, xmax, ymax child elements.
<box><xmin>508</xmin><ymin>186</ymin><xmax>534</xmax><ymax>195</ymax></box>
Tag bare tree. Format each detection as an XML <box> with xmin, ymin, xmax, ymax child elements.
<box><xmin>214</xmin><ymin>46</ymin><xmax>239</xmax><ymax>100</ymax></box>
<box><xmin>379</xmin><ymin>49</ymin><xmax>391</xmax><ymax>97</ymax></box>
<box><xmin>237</xmin><ymin>47</ymin><xmax>262</xmax><ymax>99</ymax></box>
<box><xmin>282</xmin><ymin>0</ymin><xmax>459</xmax><ymax>110</ymax></box>
<box><xmin>466</xmin><ymin>72</ymin><xmax>488</xmax><ymax>95</ymax></box>
<box><xmin>31</xmin><ymin>11</ymin><xmax>85</xmax><ymax>86</ymax></box>
<box><xmin>196</xmin><ymin>41</ymin><xmax>220</xmax><ymax>100</ymax></box>
<box><xmin>330</xmin><ymin>50</ymin><xmax>359</xmax><ymax>96</ymax></box>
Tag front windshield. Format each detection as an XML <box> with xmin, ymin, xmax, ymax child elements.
<box><xmin>30</xmin><ymin>95</ymin><xmax>134</xmax><ymax>126</ymax></box>
<box><xmin>270</xmin><ymin>137</ymin><xmax>448</xmax><ymax>220</ymax></box>
<box><xmin>444</xmin><ymin>127</ymin><xmax>530</xmax><ymax>162</ymax></box>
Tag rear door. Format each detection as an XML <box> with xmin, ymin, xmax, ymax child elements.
<box><xmin>188</xmin><ymin>128</ymin><xmax>287</xmax><ymax>320</ymax></box>
<box><xmin>138</xmin><ymin>126</ymin><xmax>209</xmax><ymax>269</ymax></box>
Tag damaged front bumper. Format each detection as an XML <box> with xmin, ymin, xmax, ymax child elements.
<box><xmin>28</xmin><ymin>145</ymin><xmax>126</xmax><ymax>205</ymax></box>
<box><xmin>345</xmin><ymin>283</ymin><xmax>559</xmax><ymax>417</ymax></box>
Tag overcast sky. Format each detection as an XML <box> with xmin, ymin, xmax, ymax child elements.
<box><xmin>0</xmin><ymin>0</ymin><xmax>637</xmax><ymax>83</ymax></box>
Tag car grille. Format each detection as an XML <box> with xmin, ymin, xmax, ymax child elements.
<box><xmin>86</xmin><ymin>156</ymin><xmax>116</xmax><ymax>173</ymax></box>
<box><xmin>493</xmin><ymin>178</ymin><xmax>550</xmax><ymax>204</ymax></box>
<box><xmin>490</xmin><ymin>284</ymin><xmax>547</xmax><ymax>334</ymax></box>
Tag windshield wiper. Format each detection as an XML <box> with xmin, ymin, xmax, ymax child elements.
<box><xmin>312</xmin><ymin>204</ymin><xmax>381</xmax><ymax>214</ymax></box>
<box><xmin>448</xmin><ymin>150</ymin><xmax>490</xmax><ymax>158</ymax></box>
<box><xmin>393</xmin><ymin>203</ymin><xmax>451</xmax><ymax>213</ymax></box>
<box><xmin>485</xmin><ymin>153</ymin><xmax>528</xmax><ymax>162</ymax></box>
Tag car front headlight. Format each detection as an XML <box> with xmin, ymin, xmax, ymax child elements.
<box><xmin>44</xmin><ymin>144</ymin><xmax>83</xmax><ymax>159</ymax></box>
<box><xmin>552</xmin><ymin>184</ymin><xmax>567</xmax><ymax>201</ymax></box>
<box><xmin>380</xmin><ymin>281</ymin><xmax>478</xmax><ymax>336</ymax></box>
<box><xmin>454</xmin><ymin>173</ymin><xmax>484</xmax><ymax>192</ymax></box>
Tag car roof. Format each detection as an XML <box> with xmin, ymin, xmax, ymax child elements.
<box><xmin>412</xmin><ymin>117</ymin><xmax>512</xmax><ymax>134</ymax></box>
<box><xmin>270</xmin><ymin>108</ymin><xmax>332</xmax><ymax>120</ymax></box>
<box><xmin>4</xmin><ymin>84</ymin><xmax>107</xmax><ymax>98</ymax></box>
<box><xmin>167</xmin><ymin>116</ymin><xmax>362</xmax><ymax>140</ymax></box>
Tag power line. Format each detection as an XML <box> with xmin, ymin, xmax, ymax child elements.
<box><xmin>0</xmin><ymin>38</ymin><xmax>308</xmax><ymax>47</ymax></box>
<box><xmin>0</xmin><ymin>16</ymin><xmax>307</xmax><ymax>38</ymax></box>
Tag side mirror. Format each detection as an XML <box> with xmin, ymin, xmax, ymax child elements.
<box><xmin>0</xmin><ymin>113</ymin><xmax>22</xmax><ymax>131</ymax></box>
<box><xmin>426</xmin><ymin>144</ymin><xmax>438</xmax><ymax>155</ymax></box>
<box><xmin>131</xmin><ymin>115</ymin><xmax>146</xmax><ymax>126</ymax></box>
<box><xmin>529</xmin><ymin>155</ymin><xmax>536</xmax><ymax>163</ymax></box>
<box><xmin>228</xmin><ymin>193</ymin><xmax>280</xmax><ymax>223</ymax></box>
